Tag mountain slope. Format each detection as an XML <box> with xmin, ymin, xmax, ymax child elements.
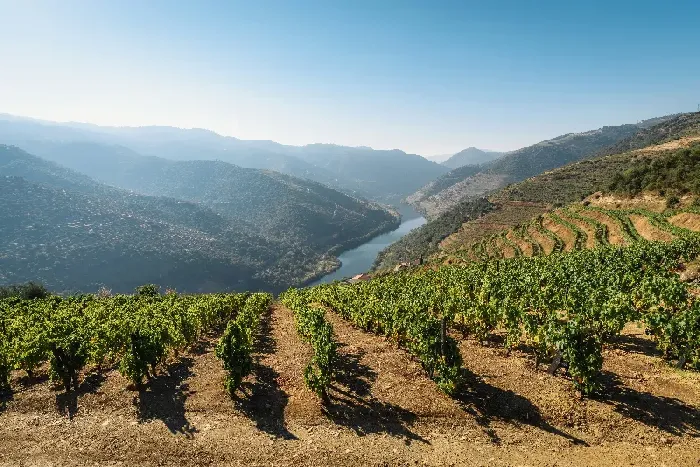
<box><xmin>7</xmin><ymin>141</ymin><xmax>400</xmax><ymax>253</ymax></box>
<box><xmin>441</xmin><ymin>147</ymin><xmax>503</xmax><ymax>169</ymax></box>
<box><xmin>376</xmin><ymin>112</ymin><xmax>700</xmax><ymax>270</ymax></box>
<box><xmin>0</xmin><ymin>145</ymin><xmax>397</xmax><ymax>292</ymax></box>
<box><xmin>408</xmin><ymin>116</ymin><xmax>675</xmax><ymax>218</ymax></box>
<box><xmin>0</xmin><ymin>114</ymin><xmax>449</xmax><ymax>203</ymax></box>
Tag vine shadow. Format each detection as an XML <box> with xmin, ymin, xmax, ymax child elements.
<box><xmin>601</xmin><ymin>371</ymin><xmax>700</xmax><ymax>437</ymax></box>
<box><xmin>135</xmin><ymin>357</ymin><xmax>197</xmax><ymax>438</ymax></box>
<box><xmin>55</xmin><ymin>370</ymin><xmax>107</xmax><ymax>420</ymax></box>
<box><xmin>234</xmin><ymin>309</ymin><xmax>296</xmax><ymax>440</ymax></box>
<box><xmin>453</xmin><ymin>367</ymin><xmax>587</xmax><ymax>446</ymax></box>
<box><xmin>322</xmin><ymin>345</ymin><xmax>427</xmax><ymax>444</ymax></box>
<box><xmin>0</xmin><ymin>388</ymin><xmax>12</xmax><ymax>413</ymax></box>
<box><xmin>607</xmin><ymin>333</ymin><xmax>661</xmax><ymax>358</ymax></box>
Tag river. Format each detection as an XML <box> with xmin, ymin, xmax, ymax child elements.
<box><xmin>309</xmin><ymin>206</ymin><xmax>426</xmax><ymax>286</ymax></box>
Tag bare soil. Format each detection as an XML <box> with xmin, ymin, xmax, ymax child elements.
<box><xmin>506</xmin><ymin>230</ymin><xmax>533</xmax><ymax>257</ymax></box>
<box><xmin>440</xmin><ymin>202</ymin><xmax>549</xmax><ymax>253</ymax></box>
<box><xmin>587</xmin><ymin>192</ymin><xmax>696</xmax><ymax>213</ymax></box>
<box><xmin>559</xmin><ymin>211</ymin><xmax>597</xmax><ymax>249</ymax></box>
<box><xmin>577</xmin><ymin>209</ymin><xmax>628</xmax><ymax>246</ymax></box>
<box><xmin>670</xmin><ymin>212</ymin><xmax>700</xmax><ymax>232</ymax></box>
<box><xmin>630</xmin><ymin>136</ymin><xmax>700</xmax><ymax>156</ymax></box>
<box><xmin>542</xmin><ymin>215</ymin><xmax>576</xmax><ymax>252</ymax></box>
<box><xmin>629</xmin><ymin>214</ymin><xmax>675</xmax><ymax>242</ymax></box>
<box><xmin>1</xmin><ymin>308</ymin><xmax>699</xmax><ymax>466</ymax></box>
<box><xmin>528</xmin><ymin>224</ymin><xmax>556</xmax><ymax>255</ymax></box>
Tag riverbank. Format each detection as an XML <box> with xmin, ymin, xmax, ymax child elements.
<box><xmin>309</xmin><ymin>206</ymin><xmax>426</xmax><ymax>286</ymax></box>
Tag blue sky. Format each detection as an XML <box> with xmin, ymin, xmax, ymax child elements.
<box><xmin>1</xmin><ymin>0</ymin><xmax>698</xmax><ymax>155</ymax></box>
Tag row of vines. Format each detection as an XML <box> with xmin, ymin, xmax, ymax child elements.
<box><xmin>287</xmin><ymin>235</ymin><xmax>700</xmax><ymax>397</ymax></box>
<box><xmin>0</xmin><ymin>285</ymin><xmax>271</xmax><ymax>396</ymax></box>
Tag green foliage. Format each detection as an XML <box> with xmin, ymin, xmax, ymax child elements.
<box><xmin>286</xmin><ymin>279</ymin><xmax>463</xmax><ymax>396</ymax></box>
<box><xmin>0</xmin><ymin>282</ymin><xmax>50</xmax><ymax>300</ymax></box>
<box><xmin>0</xmin><ymin>144</ymin><xmax>399</xmax><ymax>294</ymax></box>
<box><xmin>135</xmin><ymin>284</ymin><xmax>160</xmax><ymax>297</ymax></box>
<box><xmin>216</xmin><ymin>293</ymin><xmax>271</xmax><ymax>397</ymax></box>
<box><xmin>0</xmin><ymin>290</ymin><xmax>250</xmax><ymax>393</ymax></box>
<box><xmin>304</xmin><ymin>235</ymin><xmax>700</xmax><ymax>397</ymax></box>
<box><xmin>280</xmin><ymin>289</ymin><xmax>338</xmax><ymax>399</ymax></box>
<box><xmin>374</xmin><ymin>197</ymin><xmax>494</xmax><ymax>270</ymax></box>
<box><xmin>609</xmin><ymin>144</ymin><xmax>700</xmax><ymax>196</ymax></box>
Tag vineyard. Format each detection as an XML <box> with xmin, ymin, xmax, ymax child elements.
<box><xmin>284</xmin><ymin>233</ymin><xmax>700</xmax><ymax>397</ymax></box>
<box><xmin>0</xmin><ymin>287</ymin><xmax>271</xmax><ymax>394</ymax></box>
<box><xmin>1</xmin><ymin>210</ymin><xmax>700</xmax><ymax>464</ymax></box>
<box><xmin>445</xmin><ymin>202</ymin><xmax>700</xmax><ymax>263</ymax></box>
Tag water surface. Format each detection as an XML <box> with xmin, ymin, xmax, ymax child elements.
<box><xmin>310</xmin><ymin>209</ymin><xmax>426</xmax><ymax>286</ymax></box>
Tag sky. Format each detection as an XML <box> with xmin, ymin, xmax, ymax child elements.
<box><xmin>1</xmin><ymin>0</ymin><xmax>699</xmax><ymax>155</ymax></box>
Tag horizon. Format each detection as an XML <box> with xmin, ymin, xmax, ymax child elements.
<box><xmin>1</xmin><ymin>0</ymin><xmax>699</xmax><ymax>155</ymax></box>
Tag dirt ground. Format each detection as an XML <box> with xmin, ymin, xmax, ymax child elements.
<box><xmin>1</xmin><ymin>307</ymin><xmax>699</xmax><ymax>467</ymax></box>
<box><xmin>559</xmin><ymin>211</ymin><xmax>598</xmax><ymax>249</ymax></box>
<box><xmin>628</xmin><ymin>214</ymin><xmax>675</xmax><ymax>242</ymax></box>
<box><xmin>577</xmin><ymin>209</ymin><xmax>628</xmax><ymax>246</ymax></box>
<box><xmin>542</xmin><ymin>215</ymin><xmax>576</xmax><ymax>252</ymax></box>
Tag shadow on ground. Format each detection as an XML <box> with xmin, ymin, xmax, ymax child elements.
<box><xmin>608</xmin><ymin>333</ymin><xmax>662</xmax><ymax>358</ymax></box>
<box><xmin>601</xmin><ymin>371</ymin><xmax>700</xmax><ymax>437</ymax></box>
<box><xmin>55</xmin><ymin>371</ymin><xmax>107</xmax><ymax>420</ymax></box>
<box><xmin>235</xmin><ymin>308</ymin><xmax>296</xmax><ymax>440</ymax></box>
<box><xmin>135</xmin><ymin>357</ymin><xmax>197</xmax><ymax>438</ymax></box>
<box><xmin>453</xmin><ymin>367</ymin><xmax>588</xmax><ymax>446</ymax></box>
<box><xmin>322</xmin><ymin>344</ymin><xmax>427</xmax><ymax>444</ymax></box>
<box><xmin>0</xmin><ymin>388</ymin><xmax>12</xmax><ymax>413</ymax></box>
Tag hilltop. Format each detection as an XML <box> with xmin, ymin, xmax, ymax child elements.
<box><xmin>441</xmin><ymin>147</ymin><xmax>504</xmax><ymax>169</ymax></box>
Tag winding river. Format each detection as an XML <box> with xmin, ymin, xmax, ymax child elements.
<box><xmin>310</xmin><ymin>207</ymin><xmax>426</xmax><ymax>286</ymax></box>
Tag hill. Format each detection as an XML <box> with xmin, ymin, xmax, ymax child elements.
<box><xmin>441</xmin><ymin>147</ymin><xmax>503</xmax><ymax>169</ymax></box>
<box><xmin>3</xmin><ymin>141</ymin><xmax>400</xmax><ymax>254</ymax></box>
<box><xmin>407</xmin><ymin>115</ymin><xmax>674</xmax><ymax>218</ymax></box>
<box><xmin>377</xmin><ymin>112</ymin><xmax>700</xmax><ymax>270</ymax></box>
<box><xmin>0</xmin><ymin>145</ymin><xmax>398</xmax><ymax>293</ymax></box>
<box><xmin>0</xmin><ymin>114</ymin><xmax>449</xmax><ymax>204</ymax></box>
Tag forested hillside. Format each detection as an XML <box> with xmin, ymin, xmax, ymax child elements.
<box><xmin>0</xmin><ymin>145</ymin><xmax>398</xmax><ymax>293</ymax></box>
<box><xmin>408</xmin><ymin>116</ymin><xmax>674</xmax><ymax>218</ymax></box>
<box><xmin>1</xmin><ymin>142</ymin><xmax>399</xmax><ymax>253</ymax></box>
<box><xmin>0</xmin><ymin>115</ymin><xmax>448</xmax><ymax>203</ymax></box>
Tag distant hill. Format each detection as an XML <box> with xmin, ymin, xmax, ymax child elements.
<box><xmin>7</xmin><ymin>141</ymin><xmax>399</xmax><ymax>254</ymax></box>
<box><xmin>0</xmin><ymin>145</ymin><xmax>399</xmax><ymax>293</ymax></box>
<box><xmin>0</xmin><ymin>114</ymin><xmax>449</xmax><ymax>204</ymax></box>
<box><xmin>423</xmin><ymin>154</ymin><xmax>453</xmax><ymax>163</ymax></box>
<box><xmin>375</xmin><ymin>112</ymin><xmax>700</xmax><ymax>270</ymax></box>
<box><xmin>441</xmin><ymin>147</ymin><xmax>503</xmax><ymax>169</ymax></box>
<box><xmin>407</xmin><ymin>115</ymin><xmax>674</xmax><ymax>218</ymax></box>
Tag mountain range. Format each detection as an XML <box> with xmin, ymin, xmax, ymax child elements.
<box><xmin>440</xmin><ymin>147</ymin><xmax>504</xmax><ymax>169</ymax></box>
<box><xmin>0</xmin><ymin>143</ymin><xmax>399</xmax><ymax>293</ymax></box>
<box><xmin>0</xmin><ymin>114</ymin><xmax>448</xmax><ymax>204</ymax></box>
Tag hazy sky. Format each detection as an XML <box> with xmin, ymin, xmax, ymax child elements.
<box><xmin>1</xmin><ymin>0</ymin><xmax>699</xmax><ymax>155</ymax></box>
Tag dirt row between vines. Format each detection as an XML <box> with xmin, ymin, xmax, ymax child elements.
<box><xmin>1</xmin><ymin>306</ymin><xmax>699</xmax><ymax>466</ymax></box>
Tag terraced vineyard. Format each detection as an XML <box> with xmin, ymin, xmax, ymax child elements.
<box><xmin>445</xmin><ymin>199</ymin><xmax>700</xmax><ymax>265</ymax></box>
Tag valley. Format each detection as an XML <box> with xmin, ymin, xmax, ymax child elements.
<box><xmin>2</xmin><ymin>113</ymin><xmax>700</xmax><ymax>467</ymax></box>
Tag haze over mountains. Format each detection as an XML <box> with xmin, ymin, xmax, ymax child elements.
<box><xmin>440</xmin><ymin>147</ymin><xmax>504</xmax><ymax>169</ymax></box>
<box><xmin>376</xmin><ymin>112</ymin><xmax>699</xmax><ymax>270</ymax></box>
<box><xmin>0</xmin><ymin>114</ymin><xmax>448</xmax><ymax>204</ymax></box>
<box><xmin>0</xmin><ymin>128</ymin><xmax>402</xmax><ymax>293</ymax></box>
